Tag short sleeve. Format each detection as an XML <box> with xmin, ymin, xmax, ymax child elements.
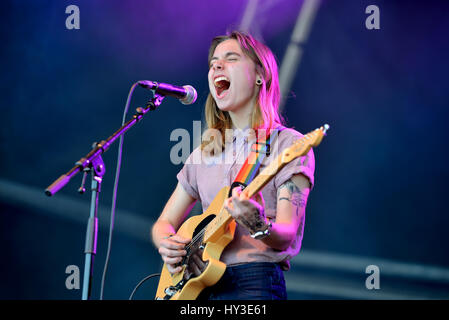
<box><xmin>273</xmin><ymin>129</ymin><xmax>315</xmax><ymax>190</ymax></box>
<box><xmin>176</xmin><ymin>148</ymin><xmax>201</xmax><ymax>200</ymax></box>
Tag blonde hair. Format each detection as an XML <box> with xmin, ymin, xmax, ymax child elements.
<box><xmin>201</xmin><ymin>31</ymin><xmax>284</xmax><ymax>154</ymax></box>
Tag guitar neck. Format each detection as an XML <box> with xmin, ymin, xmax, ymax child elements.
<box><xmin>203</xmin><ymin>124</ymin><xmax>326</xmax><ymax>243</ymax></box>
<box><xmin>204</xmin><ymin>151</ymin><xmax>290</xmax><ymax>242</ymax></box>
<box><xmin>242</xmin><ymin>153</ymin><xmax>287</xmax><ymax>199</ymax></box>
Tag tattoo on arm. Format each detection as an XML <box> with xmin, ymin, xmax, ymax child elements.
<box><xmin>297</xmin><ymin>214</ymin><xmax>305</xmax><ymax>238</ymax></box>
<box><xmin>227</xmin><ymin>197</ymin><xmax>267</xmax><ymax>234</ymax></box>
<box><xmin>278</xmin><ymin>180</ymin><xmax>308</xmax><ymax>216</ymax></box>
<box><xmin>238</xmin><ymin>205</ymin><xmax>266</xmax><ymax>233</ymax></box>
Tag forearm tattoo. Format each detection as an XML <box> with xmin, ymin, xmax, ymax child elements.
<box><xmin>278</xmin><ymin>180</ymin><xmax>308</xmax><ymax>216</ymax></box>
<box><xmin>237</xmin><ymin>202</ymin><xmax>267</xmax><ymax>234</ymax></box>
<box><xmin>297</xmin><ymin>214</ymin><xmax>305</xmax><ymax>238</ymax></box>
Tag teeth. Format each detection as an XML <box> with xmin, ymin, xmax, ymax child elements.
<box><xmin>214</xmin><ymin>76</ymin><xmax>229</xmax><ymax>85</ymax></box>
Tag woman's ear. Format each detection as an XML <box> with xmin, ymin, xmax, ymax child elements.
<box><xmin>255</xmin><ymin>65</ymin><xmax>264</xmax><ymax>86</ymax></box>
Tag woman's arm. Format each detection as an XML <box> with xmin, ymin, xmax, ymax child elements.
<box><xmin>151</xmin><ymin>182</ymin><xmax>197</xmax><ymax>273</ymax></box>
<box><xmin>225</xmin><ymin>173</ymin><xmax>311</xmax><ymax>251</ymax></box>
<box><xmin>264</xmin><ymin>173</ymin><xmax>310</xmax><ymax>250</ymax></box>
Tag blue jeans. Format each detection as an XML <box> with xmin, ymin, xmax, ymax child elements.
<box><xmin>198</xmin><ymin>262</ymin><xmax>287</xmax><ymax>300</ymax></box>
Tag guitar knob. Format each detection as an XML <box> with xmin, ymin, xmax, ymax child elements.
<box><xmin>199</xmin><ymin>244</ymin><xmax>205</xmax><ymax>250</ymax></box>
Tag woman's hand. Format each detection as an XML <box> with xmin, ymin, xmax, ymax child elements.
<box><xmin>185</xmin><ymin>247</ymin><xmax>208</xmax><ymax>279</ymax></box>
<box><xmin>224</xmin><ymin>186</ymin><xmax>269</xmax><ymax>235</ymax></box>
<box><xmin>158</xmin><ymin>234</ymin><xmax>191</xmax><ymax>274</ymax></box>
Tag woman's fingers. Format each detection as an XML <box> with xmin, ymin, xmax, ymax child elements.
<box><xmin>232</xmin><ymin>186</ymin><xmax>242</xmax><ymax>198</ymax></box>
<box><xmin>158</xmin><ymin>246</ymin><xmax>186</xmax><ymax>257</ymax></box>
<box><xmin>171</xmin><ymin>235</ymin><xmax>191</xmax><ymax>244</ymax></box>
<box><xmin>193</xmin><ymin>251</ymin><xmax>206</xmax><ymax>268</ymax></box>
<box><xmin>158</xmin><ymin>234</ymin><xmax>191</xmax><ymax>274</ymax></box>
<box><xmin>190</xmin><ymin>250</ymin><xmax>207</xmax><ymax>276</ymax></box>
<box><xmin>167</xmin><ymin>264</ymin><xmax>182</xmax><ymax>274</ymax></box>
<box><xmin>254</xmin><ymin>191</ymin><xmax>265</xmax><ymax>207</ymax></box>
<box><xmin>191</xmin><ymin>263</ymin><xmax>201</xmax><ymax>276</ymax></box>
<box><xmin>162</xmin><ymin>255</ymin><xmax>183</xmax><ymax>265</ymax></box>
<box><xmin>232</xmin><ymin>196</ymin><xmax>248</xmax><ymax>211</ymax></box>
<box><xmin>224</xmin><ymin>197</ymin><xmax>235</xmax><ymax>215</ymax></box>
<box><xmin>160</xmin><ymin>240</ymin><xmax>185</xmax><ymax>250</ymax></box>
<box><xmin>160</xmin><ymin>234</ymin><xmax>191</xmax><ymax>250</ymax></box>
<box><xmin>224</xmin><ymin>187</ymin><xmax>267</xmax><ymax>234</ymax></box>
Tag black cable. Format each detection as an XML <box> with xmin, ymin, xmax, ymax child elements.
<box><xmin>99</xmin><ymin>82</ymin><xmax>139</xmax><ymax>300</ymax></box>
<box><xmin>129</xmin><ymin>273</ymin><xmax>161</xmax><ymax>300</ymax></box>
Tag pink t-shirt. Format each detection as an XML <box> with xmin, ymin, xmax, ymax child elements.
<box><xmin>176</xmin><ymin>126</ymin><xmax>315</xmax><ymax>270</ymax></box>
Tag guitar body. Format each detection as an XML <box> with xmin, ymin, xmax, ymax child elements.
<box><xmin>155</xmin><ymin>186</ymin><xmax>236</xmax><ymax>300</ymax></box>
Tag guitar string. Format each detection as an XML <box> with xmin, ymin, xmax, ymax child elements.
<box><xmin>184</xmin><ymin>229</ymin><xmax>205</xmax><ymax>251</ymax></box>
<box><xmin>182</xmin><ymin>188</ymin><xmax>258</xmax><ymax>252</ymax></box>
<box><xmin>183</xmin><ymin>207</ymin><xmax>226</xmax><ymax>252</ymax></box>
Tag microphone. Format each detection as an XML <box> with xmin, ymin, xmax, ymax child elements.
<box><xmin>137</xmin><ymin>80</ymin><xmax>197</xmax><ymax>105</ymax></box>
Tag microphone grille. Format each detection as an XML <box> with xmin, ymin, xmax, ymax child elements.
<box><xmin>181</xmin><ymin>85</ymin><xmax>197</xmax><ymax>105</ymax></box>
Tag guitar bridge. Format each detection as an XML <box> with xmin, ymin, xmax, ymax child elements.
<box><xmin>161</xmin><ymin>279</ymin><xmax>186</xmax><ymax>300</ymax></box>
<box><xmin>164</xmin><ymin>286</ymin><xmax>178</xmax><ymax>297</ymax></box>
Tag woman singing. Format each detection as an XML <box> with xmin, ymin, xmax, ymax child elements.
<box><xmin>152</xmin><ymin>31</ymin><xmax>315</xmax><ymax>300</ymax></box>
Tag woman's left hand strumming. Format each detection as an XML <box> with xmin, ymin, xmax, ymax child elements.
<box><xmin>224</xmin><ymin>186</ymin><xmax>270</xmax><ymax>236</ymax></box>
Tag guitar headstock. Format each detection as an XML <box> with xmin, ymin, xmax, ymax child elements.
<box><xmin>281</xmin><ymin>124</ymin><xmax>329</xmax><ymax>164</ymax></box>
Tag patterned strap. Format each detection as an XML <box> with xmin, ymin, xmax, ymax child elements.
<box><xmin>233</xmin><ymin>126</ymin><xmax>285</xmax><ymax>188</ymax></box>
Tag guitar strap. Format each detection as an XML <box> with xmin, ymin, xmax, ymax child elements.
<box><xmin>229</xmin><ymin>126</ymin><xmax>285</xmax><ymax>196</ymax></box>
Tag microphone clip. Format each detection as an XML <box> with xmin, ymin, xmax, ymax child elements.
<box><xmin>145</xmin><ymin>93</ymin><xmax>165</xmax><ymax>111</ymax></box>
<box><xmin>135</xmin><ymin>93</ymin><xmax>165</xmax><ymax>117</ymax></box>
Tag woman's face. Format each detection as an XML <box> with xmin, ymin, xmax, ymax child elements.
<box><xmin>208</xmin><ymin>39</ymin><xmax>259</xmax><ymax>113</ymax></box>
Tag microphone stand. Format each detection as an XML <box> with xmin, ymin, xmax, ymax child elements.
<box><xmin>45</xmin><ymin>93</ymin><xmax>165</xmax><ymax>300</ymax></box>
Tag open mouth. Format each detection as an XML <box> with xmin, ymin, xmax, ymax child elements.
<box><xmin>214</xmin><ymin>76</ymin><xmax>231</xmax><ymax>98</ymax></box>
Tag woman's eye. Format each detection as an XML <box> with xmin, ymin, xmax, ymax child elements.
<box><xmin>209</xmin><ymin>57</ymin><xmax>237</xmax><ymax>68</ymax></box>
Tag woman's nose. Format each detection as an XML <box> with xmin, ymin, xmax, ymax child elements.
<box><xmin>213</xmin><ymin>60</ymin><xmax>224</xmax><ymax>70</ymax></box>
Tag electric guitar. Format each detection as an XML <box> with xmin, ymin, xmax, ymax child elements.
<box><xmin>155</xmin><ymin>124</ymin><xmax>329</xmax><ymax>300</ymax></box>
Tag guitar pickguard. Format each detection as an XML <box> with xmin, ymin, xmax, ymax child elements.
<box><xmin>180</xmin><ymin>214</ymin><xmax>216</xmax><ymax>267</ymax></box>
